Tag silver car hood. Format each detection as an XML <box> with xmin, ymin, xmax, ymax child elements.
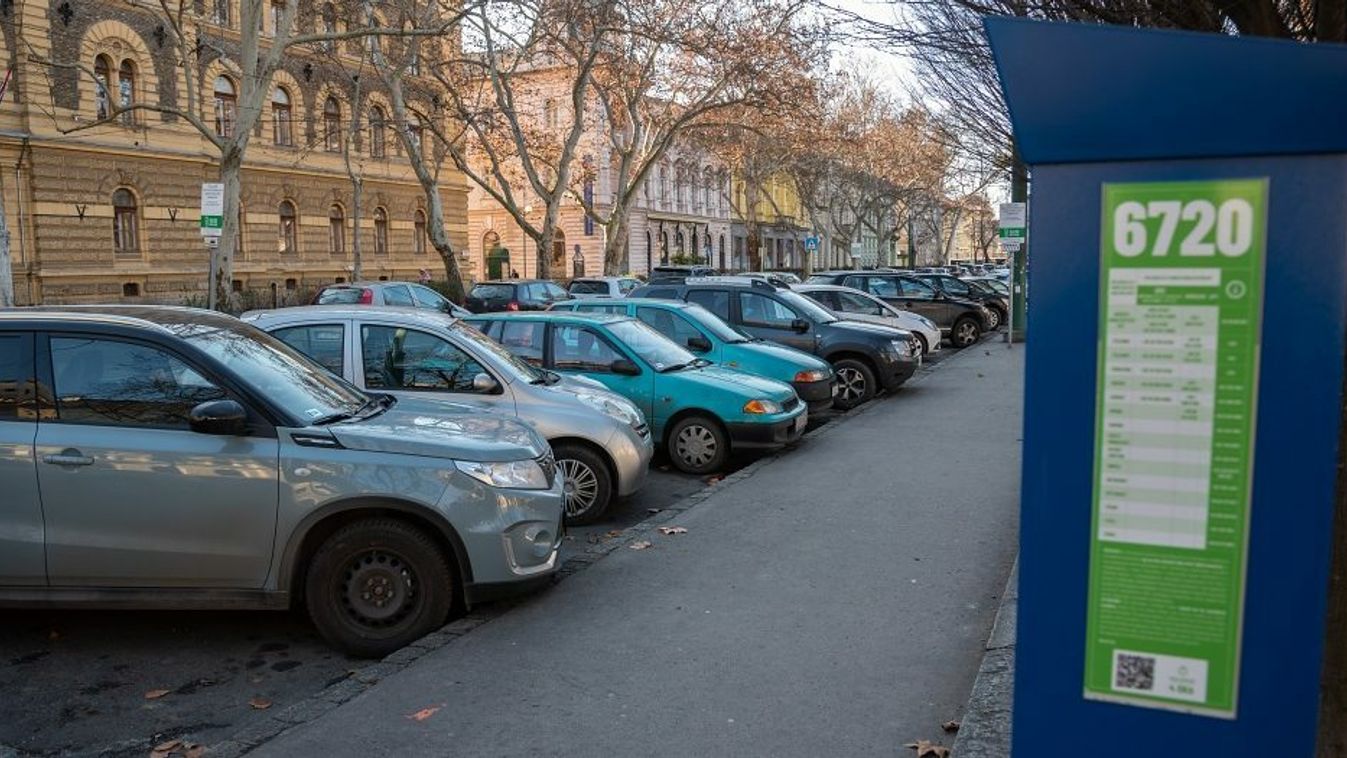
<box><xmin>326</xmin><ymin>397</ymin><xmax>547</xmax><ymax>463</ymax></box>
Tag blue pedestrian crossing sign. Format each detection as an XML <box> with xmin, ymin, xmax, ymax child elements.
<box><xmin>804</xmin><ymin>236</ymin><xmax>819</xmax><ymax>252</ymax></box>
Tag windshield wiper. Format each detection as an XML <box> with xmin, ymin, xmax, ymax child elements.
<box><xmin>529</xmin><ymin>369</ymin><xmax>563</xmax><ymax>386</ymax></box>
<box><xmin>312</xmin><ymin>395</ymin><xmax>390</xmax><ymax>425</ymax></box>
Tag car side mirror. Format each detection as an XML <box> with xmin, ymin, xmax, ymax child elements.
<box><xmin>189</xmin><ymin>399</ymin><xmax>248</xmax><ymax>436</ymax></box>
<box><xmin>610</xmin><ymin>358</ymin><xmax>641</xmax><ymax>376</ymax></box>
<box><xmin>472</xmin><ymin>372</ymin><xmax>500</xmax><ymax>393</ymax></box>
<box><xmin>686</xmin><ymin>336</ymin><xmax>712</xmax><ymax>353</ymax></box>
<box><xmin>790</xmin><ymin>318</ymin><xmax>810</xmax><ymax>333</ymax></box>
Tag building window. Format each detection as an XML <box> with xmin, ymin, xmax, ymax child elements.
<box><xmin>370</xmin><ymin>106</ymin><xmax>387</xmax><ymax>158</ymax></box>
<box><xmin>117</xmin><ymin>60</ymin><xmax>136</xmax><ymax>125</ymax></box>
<box><xmin>112</xmin><ymin>188</ymin><xmax>139</xmax><ymax>255</ymax></box>
<box><xmin>284</xmin><ymin>278</ymin><xmax>298</xmax><ymax>290</ymax></box>
<box><xmin>122</xmin><ymin>282</ymin><xmax>140</xmax><ymax>297</ymax></box>
<box><xmin>414</xmin><ymin>210</ymin><xmax>427</xmax><ymax>255</ymax></box>
<box><xmin>367</xmin><ymin>14</ymin><xmax>383</xmax><ymax>53</ymax></box>
<box><xmin>272</xmin><ymin>86</ymin><xmax>293</xmax><ymax>146</ymax></box>
<box><xmin>328</xmin><ymin>204</ymin><xmax>345</xmax><ymax>255</ymax></box>
<box><xmin>93</xmin><ymin>55</ymin><xmax>111</xmax><ymax>120</ymax></box>
<box><xmin>542</xmin><ymin>99</ymin><xmax>557</xmax><ymax>130</ymax></box>
<box><xmin>213</xmin><ymin>76</ymin><xmax>237</xmax><ymax>138</ymax></box>
<box><xmin>213</xmin><ymin>0</ymin><xmax>231</xmax><ymax>26</ymax></box>
<box><xmin>373</xmin><ymin>207</ymin><xmax>388</xmax><ymax>255</ymax></box>
<box><xmin>321</xmin><ymin>3</ymin><xmax>337</xmax><ymax>49</ymax></box>
<box><xmin>278</xmin><ymin>200</ymin><xmax>297</xmax><ymax>254</ymax></box>
<box><xmin>270</xmin><ymin>0</ymin><xmax>284</xmax><ymax>35</ymax></box>
<box><xmin>323</xmin><ymin>96</ymin><xmax>341</xmax><ymax>152</ymax></box>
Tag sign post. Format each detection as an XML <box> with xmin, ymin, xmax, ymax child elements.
<box><xmin>200</xmin><ymin>182</ymin><xmax>224</xmax><ymax>311</ymax></box>
<box><xmin>1000</xmin><ymin>201</ymin><xmax>1026</xmax><ymax>344</ymax></box>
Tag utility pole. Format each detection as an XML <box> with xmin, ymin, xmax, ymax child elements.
<box><xmin>1010</xmin><ymin>143</ymin><xmax>1028</xmax><ymax>343</ymax></box>
<box><xmin>1319</xmin><ymin>393</ymin><xmax>1347</xmax><ymax>755</ymax></box>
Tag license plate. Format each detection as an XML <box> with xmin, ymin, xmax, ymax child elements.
<box><xmin>793</xmin><ymin>415</ymin><xmax>806</xmax><ymax>434</ymax></box>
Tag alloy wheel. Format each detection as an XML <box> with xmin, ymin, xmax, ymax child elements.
<box><xmin>674</xmin><ymin>424</ymin><xmax>719</xmax><ymax>468</ymax></box>
<box><xmin>340</xmin><ymin>549</ymin><xmax>419</xmax><ymax>629</ymax></box>
<box><xmin>836</xmin><ymin>367</ymin><xmax>866</xmax><ymax>404</ymax></box>
<box><xmin>955</xmin><ymin>321</ymin><xmax>979</xmax><ymax>346</ymax></box>
<box><xmin>560</xmin><ymin>457</ymin><xmax>601</xmax><ymax>518</ymax></box>
<box><xmin>986</xmin><ymin>309</ymin><xmax>1001</xmax><ymax>330</ymax></box>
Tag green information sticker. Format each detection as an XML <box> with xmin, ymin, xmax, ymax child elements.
<box><xmin>1084</xmin><ymin>178</ymin><xmax>1267</xmax><ymax>718</ymax></box>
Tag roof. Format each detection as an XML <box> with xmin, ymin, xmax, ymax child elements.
<box><xmin>242</xmin><ymin>305</ymin><xmax>455</xmax><ymax>328</ymax></box>
<box><xmin>471</xmin><ymin>279</ymin><xmax>550</xmax><ymax>286</ymax></box>
<box><xmin>0</xmin><ymin>305</ymin><xmax>241</xmax><ymax>333</ymax></box>
<box><xmin>319</xmin><ymin>281</ymin><xmax>428</xmax><ymax>289</ymax></box>
<box><xmin>985</xmin><ymin>17</ymin><xmax>1347</xmax><ymax>164</ymax></box>
<box><xmin>464</xmin><ymin>311</ymin><xmax>630</xmax><ymax>324</ymax></box>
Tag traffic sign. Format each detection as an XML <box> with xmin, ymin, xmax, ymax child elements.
<box><xmin>200</xmin><ymin>182</ymin><xmax>224</xmax><ymax>237</ymax></box>
<box><xmin>805</xmin><ymin>236</ymin><xmax>819</xmax><ymax>252</ymax></box>
<box><xmin>998</xmin><ymin>202</ymin><xmax>1026</xmax><ymax>247</ymax></box>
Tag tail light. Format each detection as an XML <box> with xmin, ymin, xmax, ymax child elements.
<box><xmin>357</xmin><ymin>288</ymin><xmax>374</xmax><ymax>305</ymax></box>
<box><xmin>506</xmin><ymin>301</ymin><xmax>520</xmax><ymax>311</ymax></box>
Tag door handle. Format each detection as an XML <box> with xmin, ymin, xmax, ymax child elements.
<box><xmin>43</xmin><ymin>450</ymin><xmax>94</xmax><ymax>467</ymax></box>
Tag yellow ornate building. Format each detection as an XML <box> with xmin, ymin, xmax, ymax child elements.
<box><xmin>0</xmin><ymin>0</ymin><xmax>468</xmax><ymax>305</ymax></box>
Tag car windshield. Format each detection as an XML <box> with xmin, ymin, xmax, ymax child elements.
<box><xmin>777</xmin><ymin>290</ymin><xmax>838</xmax><ymax>324</ymax></box>
<box><xmin>166</xmin><ymin>320</ymin><xmax>369</xmax><ymax>424</ymax></box>
<box><xmin>446</xmin><ymin>320</ymin><xmax>546</xmax><ymax>382</ymax></box>
<box><xmin>805</xmin><ymin>274</ymin><xmax>836</xmax><ymax>284</ymax></box>
<box><xmin>569</xmin><ymin>280</ymin><xmax>609</xmax><ymax>294</ymax></box>
<box><xmin>605</xmin><ymin>319</ymin><xmax>698</xmax><ymax>372</ymax></box>
<box><xmin>470</xmin><ymin>284</ymin><xmax>514</xmax><ymax>299</ymax></box>
<box><xmin>978</xmin><ymin>279</ymin><xmax>1010</xmax><ymax>295</ymax></box>
<box><xmin>679</xmin><ymin>303</ymin><xmax>752</xmax><ymax>343</ymax></box>
<box><xmin>316</xmin><ymin>287</ymin><xmax>362</xmax><ymax>305</ymax></box>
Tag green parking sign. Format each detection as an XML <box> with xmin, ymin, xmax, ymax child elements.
<box><xmin>1083</xmin><ymin>178</ymin><xmax>1267</xmax><ymax>718</ymax></box>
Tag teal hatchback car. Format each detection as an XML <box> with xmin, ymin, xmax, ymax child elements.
<box><xmin>467</xmin><ymin>313</ymin><xmax>807</xmax><ymax>474</ymax></box>
<box><xmin>551</xmin><ymin>298</ymin><xmax>836</xmax><ymax>414</ymax></box>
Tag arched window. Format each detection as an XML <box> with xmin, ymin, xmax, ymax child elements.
<box><xmin>93</xmin><ymin>55</ymin><xmax>112</xmax><ymax>120</ymax></box>
<box><xmin>414</xmin><ymin>210</ymin><xmax>427</xmax><ymax>255</ymax></box>
<box><xmin>328</xmin><ymin>204</ymin><xmax>345</xmax><ymax>255</ymax></box>
<box><xmin>373</xmin><ymin>207</ymin><xmax>388</xmax><ymax>255</ymax></box>
<box><xmin>213</xmin><ymin>76</ymin><xmax>237</xmax><ymax>137</ymax></box>
<box><xmin>482</xmin><ymin>229</ymin><xmax>500</xmax><ymax>257</ymax></box>
<box><xmin>117</xmin><ymin>60</ymin><xmax>136</xmax><ymax>125</ymax></box>
<box><xmin>321</xmin><ymin>3</ymin><xmax>337</xmax><ymax>49</ymax></box>
<box><xmin>112</xmin><ymin>188</ymin><xmax>139</xmax><ymax>255</ymax></box>
<box><xmin>213</xmin><ymin>0</ymin><xmax>231</xmax><ymax>26</ymax></box>
<box><xmin>278</xmin><ymin>200</ymin><xmax>297</xmax><ymax>254</ymax></box>
<box><xmin>323</xmin><ymin>96</ymin><xmax>341</xmax><ymax>152</ymax></box>
<box><xmin>272</xmin><ymin>87</ymin><xmax>293</xmax><ymax>146</ymax></box>
<box><xmin>270</xmin><ymin>0</ymin><xmax>285</xmax><ymax>35</ymax></box>
<box><xmin>703</xmin><ymin>170</ymin><xmax>713</xmax><ymax>213</ymax></box>
<box><xmin>370</xmin><ymin>106</ymin><xmax>387</xmax><ymax>158</ymax></box>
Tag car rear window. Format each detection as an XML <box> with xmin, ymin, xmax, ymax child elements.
<box><xmin>471</xmin><ymin>284</ymin><xmax>514</xmax><ymax>300</ymax></box>
<box><xmin>316</xmin><ymin>287</ymin><xmax>363</xmax><ymax>305</ymax></box>
<box><xmin>569</xmin><ymin>280</ymin><xmax>608</xmax><ymax>294</ymax></box>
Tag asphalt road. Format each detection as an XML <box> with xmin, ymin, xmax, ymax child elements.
<box><xmin>0</xmin><ymin>342</ymin><xmax>969</xmax><ymax>757</ymax></box>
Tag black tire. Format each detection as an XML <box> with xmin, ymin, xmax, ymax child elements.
<box><xmin>831</xmin><ymin>357</ymin><xmax>876</xmax><ymax>410</ymax></box>
<box><xmin>951</xmin><ymin>316</ymin><xmax>982</xmax><ymax>348</ymax></box>
<box><xmin>305</xmin><ymin>518</ymin><xmax>454</xmax><ymax>658</ymax></box>
<box><xmin>553</xmin><ymin>442</ymin><xmax>614</xmax><ymax>526</ymax></box>
<box><xmin>984</xmin><ymin>307</ymin><xmax>1002</xmax><ymax>331</ymax></box>
<box><xmin>667</xmin><ymin>415</ymin><xmax>730</xmax><ymax>474</ymax></box>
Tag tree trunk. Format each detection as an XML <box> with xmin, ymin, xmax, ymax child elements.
<box><xmin>216</xmin><ymin>147</ymin><xmax>243</xmax><ymax>311</ymax></box>
<box><xmin>424</xmin><ymin>189</ymin><xmax>465</xmax><ymax>303</ymax></box>
<box><xmin>351</xmin><ymin>179</ymin><xmax>363</xmax><ymax>281</ymax></box>
<box><xmin>603</xmin><ymin>210</ymin><xmax>628</xmax><ymax>275</ymax></box>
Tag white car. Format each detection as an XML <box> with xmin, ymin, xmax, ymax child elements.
<box><xmin>567</xmin><ymin>276</ymin><xmax>644</xmax><ymax>299</ymax></box>
<box><xmin>792</xmin><ymin>283</ymin><xmax>943</xmax><ymax>356</ymax></box>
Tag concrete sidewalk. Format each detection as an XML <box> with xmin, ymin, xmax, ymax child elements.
<box><xmin>253</xmin><ymin>343</ymin><xmax>1024</xmax><ymax>757</ymax></box>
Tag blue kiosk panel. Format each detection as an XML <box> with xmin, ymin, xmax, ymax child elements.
<box><xmin>987</xmin><ymin>19</ymin><xmax>1347</xmax><ymax>756</ymax></box>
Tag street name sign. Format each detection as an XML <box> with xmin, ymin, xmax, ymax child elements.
<box><xmin>1084</xmin><ymin>178</ymin><xmax>1266</xmax><ymax>718</ymax></box>
<box><xmin>200</xmin><ymin>182</ymin><xmax>224</xmax><ymax>237</ymax></box>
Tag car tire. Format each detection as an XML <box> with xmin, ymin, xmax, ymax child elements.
<box><xmin>984</xmin><ymin>307</ymin><xmax>1001</xmax><ymax>330</ymax></box>
<box><xmin>667</xmin><ymin>415</ymin><xmax>730</xmax><ymax>474</ymax></box>
<box><xmin>554</xmin><ymin>442</ymin><xmax>614</xmax><ymax>526</ymax></box>
<box><xmin>913</xmin><ymin>333</ymin><xmax>929</xmax><ymax>356</ymax></box>
<box><xmin>831</xmin><ymin>358</ymin><xmax>876</xmax><ymax>410</ymax></box>
<box><xmin>951</xmin><ymin>317</ymin><xmax>981</xmax><ymax>348</ymax></box>
<box><xmin>304</xmin><ymin>518</ymin><xmax>454</xmax><ymax>658</ymax></box>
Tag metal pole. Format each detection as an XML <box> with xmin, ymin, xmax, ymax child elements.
<box><xmin>1010</xmin><ymin>145</ymin><xmax>1029</xmax><ymax>343</ymax></box>
<box><xmin>206</xmin><ymin>242</ymin><xmax>218</xmax><ymax>311</ymax></box>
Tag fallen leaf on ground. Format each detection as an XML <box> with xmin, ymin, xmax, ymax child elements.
<box><xmin>184</xmin><ymin>744</ymin><xmax>206</xmax><ymax>758</ymax></box>
<box><xmin>941</xmin><ymin>720</ymin><xmax>960</xmax><ymax>733</ymax></box>
<box><xmin>407</xmin><ymin>705</ymin><xmax>441</xmax><ymax>721</ymax></box>
<box><xmin>248</xmin><ymin>697</ymin><xmax>272</xmax><ymax>710</ymax></box>
<box><xmin>905</xmin><ymin>740</ymin><xmax>950</xmax><ymax>758</ymax></box>
<box><xmin>144</xmin><ymin>689</ymin><xmax>171</xmax><ymax>700</ymax></box>
<box><xmin>647</xmin><ymin>508</ymin><xmax>662</xmax><ymax>514</ymax></box>
<box><xmin>604</xmin><ymin>530</ymin><xmax>623</xmax><ymax>539</ymax></box>
<box><xmin>657</xmin><ymin>526</ymin><xmax>688</xmax><ymax>535</ymax></box>
<box><xmin>629</xmin><ymin>540</ymin><xmax>653</xmax><ymax>550</ymax></box>
<box><xmin>705</xmin><ymin>476</ymin><xmax>722</xmax><ymax>485</ymax></box>
<box><xmin>150</xmin><ymin>738</ymin><xmax>182</xmax><ymax>756</ymax></box>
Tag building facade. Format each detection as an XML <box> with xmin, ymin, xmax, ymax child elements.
<box><xmin>0</xmin><ymin>0</ymin><xmax>469</xmax><ymax>305</ymax></box>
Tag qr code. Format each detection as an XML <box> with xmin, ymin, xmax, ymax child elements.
<box><xmin>1114</xmin><ymin>653</ymin><xmax>1156</xmax><ymax>691</ymax></box>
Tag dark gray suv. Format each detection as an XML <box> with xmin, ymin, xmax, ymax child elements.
<box><xmin>0</xmin><ymin>307</ymin><xmax>563</xmax><ymax>657</ymax></box>
<box><xmin>628</xmin><ymin>277</ymin><xmax>919</xmax><ymax>408</ymax></box>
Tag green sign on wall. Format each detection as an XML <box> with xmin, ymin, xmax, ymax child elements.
<box><xmin>1084</xmin><ymin>178</ymin><xmax>1267</xmax><ymax>718</ymax></box>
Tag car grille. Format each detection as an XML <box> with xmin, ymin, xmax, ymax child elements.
<box><xmin>537</xmin><ymin>450</ymin><xmax>557</xmax><ymax>487</ymax></box>
<box><xmin>784</xmin><ymin>396</ymin><xmax>801</xmax><ymax>412</ymax></box>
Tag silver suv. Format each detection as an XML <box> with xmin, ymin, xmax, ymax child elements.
<box><xmin>243</xmin><ymin>306</ymin><xmax>653</xmax><ymax>524</ymax></box>
<box><xmin>0</xmin><ymin>307</ymin><xmax>563</xmax><ymax>657</ymax></box>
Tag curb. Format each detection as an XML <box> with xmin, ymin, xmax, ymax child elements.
<box><xmin>40</xmin><ymin>337</ymin><xmax>990</xmax><ymax>758</ymax></box>
<box><xmin>952</xmin><ymin>556</ymin><xmax>1018</xmax><ymax>757</ymax></box>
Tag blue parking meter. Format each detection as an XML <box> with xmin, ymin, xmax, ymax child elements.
<box><xmin>986</xmin><ymin>18</ymin><xmax>1347</xmax><ymax>755</ymax></box>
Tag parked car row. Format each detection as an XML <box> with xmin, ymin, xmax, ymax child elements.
<box><xmin>0</xmin><ymin>270</ymin><xmax>990</xmax><ymax>658</ymax></box>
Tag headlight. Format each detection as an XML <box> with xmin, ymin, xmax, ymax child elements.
<box><xmin>793</xmin><ymin>369</ymin><xmax>830</xmax><ymax>383</ymax></box>
<box><xmin>455</xmin><ymin>459</ymin><xmax>550</xmax><ymax>489</ymax></box>
<box><xmin>889</xmin><ymin>339</ymin><xmax>911</xmax><ymax>356</ymax></box>
<box><xmin>575</xmin><ymin>391</ymin><xmax>643</xmax><ymax>427</ymax></box>
<box><xmin>743</xmin><ymin>399</ymin><xmax>783</xmax><ymax>414</ymax></box>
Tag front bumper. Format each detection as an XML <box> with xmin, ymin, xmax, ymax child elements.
<box><xmin>608</xmin><ymin>421</ymin><xmax>656</xmax><ymax>497</ymax></box>
<box><xmin>876</xmin><ymin>352</ymin><xmax>919</xmax><ymax>391</ymax></box>
<box><xmin>725</xmin><ymin>407</ymin><xmax>808</xmax><ymax>450</ymax></box>
<box><xmin>793</xmin><ymin>377</ymin><xmax>836</xmax><ymax>414</ymax></box>
<box><xmin>446</xmin><ymin>468</ymin><xmax>565</xmax><ymax>593</ymax></box>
